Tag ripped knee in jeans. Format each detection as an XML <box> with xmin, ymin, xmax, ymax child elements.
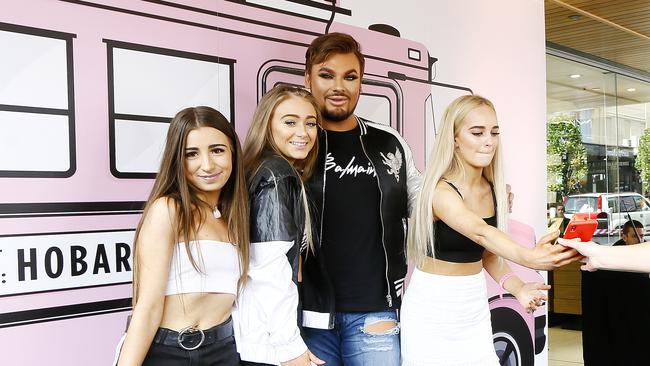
<box><xmin>359</xmin><ymin>317</ymin><xmax>400</xmax><ymax>352</ymax></box>
<box><xmin>362</xmin><ymin>319</ymin><xmax>400</xmax><ymax>335</ymax></box>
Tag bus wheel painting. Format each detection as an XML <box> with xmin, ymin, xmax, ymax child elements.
<box><xmin>491</xmin><ymin>307</ymin><xmax>534</xmax><ymax>366</ymax></box>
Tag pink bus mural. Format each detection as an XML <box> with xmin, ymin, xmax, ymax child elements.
<box><xmin>0</xmin><ymin>1</ymin><xmax>544</xmax><ymax>365</ymax></box>
<box><xmin>489</xmin><ymin>220</ymin><xmax>548</xmax><ymax>365</ymax></box>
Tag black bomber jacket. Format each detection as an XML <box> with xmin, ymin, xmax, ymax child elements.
<box><xmin>301</xmin><ymin>117</ymin><xmax>421</xmax><ymax>329</ymax></box>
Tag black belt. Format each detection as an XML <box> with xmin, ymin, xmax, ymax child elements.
<box><xmin>152</xmin><ymin>316</ymin><xmax>233</xmax><ymax>351</ymax></box>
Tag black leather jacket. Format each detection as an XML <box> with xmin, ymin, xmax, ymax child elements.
<box><xmin>301</xmin><ymin>117</ymin><xmax>420</xmax><ymax>329</ymax></box>
<box><xmin>249</xmin><ymin>154</ymin><xmax>306</xmax><ymax>284</ymax></box>
<box><xmin>236</xmin><ymin>153</ymin><xmax>309</xmax><ymax>362</ymax></box>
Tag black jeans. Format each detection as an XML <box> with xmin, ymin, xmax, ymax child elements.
<box><xmin>142</xmin><ymin>317</ymin><xmax>240</xmax><ymax>366</ymax></box>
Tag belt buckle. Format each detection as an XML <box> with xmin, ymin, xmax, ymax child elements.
<box><xmin>177</xmin><ymin>326</ymin><xmax>205</xmax><ymax>351</ymax></box>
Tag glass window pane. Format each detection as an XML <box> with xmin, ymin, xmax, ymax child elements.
<box><xmin>547</xmin><ymin>54</ymin><xmax>650</xmax><ymax>245</ymax></box>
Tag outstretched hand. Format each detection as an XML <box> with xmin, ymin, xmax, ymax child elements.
<box><xmin>527</xmin><ymin>230</ymin><xmax>582</xmax><ymax>270</ymax></box>
<box><xmin>557</xmin><ymin>238</ymin><xmax>602</xmax><ymax>272</ymax></box>
<box><xmin>513</xmin><ymin>282</ymin><xmax>550</xmax><ymax>313</ymax></box>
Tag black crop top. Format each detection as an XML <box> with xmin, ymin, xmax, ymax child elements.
<box><xmin>427</xmin><ymin>180</ymin><xmax>497</xmax><ymax>263</ymax></box>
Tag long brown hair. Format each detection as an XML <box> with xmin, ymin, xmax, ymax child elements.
<box><xmin>242</xmin><ymin>85</ymin><xmax>320</xmax><ymax>253</ymax></box>
<box><xmin>132</xmin><ymin>106</ymin><xmax>250</xmax><ymax>304</ymax></box>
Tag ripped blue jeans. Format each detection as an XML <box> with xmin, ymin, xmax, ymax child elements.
<box><xmin>303</xmin><ymin>310</ymin><xmax>400</xmax><ymax>366</ymax></box>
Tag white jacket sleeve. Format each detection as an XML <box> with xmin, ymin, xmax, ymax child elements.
<box><xmin>247</xmin><ymin>241</ymin><xmax>307</xmax><ymax>362</ymax></box>
<box><xmin>241</xmin><ymin>170</ymin><xmax>308</xmax><ymax>363</ymax></box>
<box><xmin>399</xmin><ymin>133</ymin><xmax>422</xmax><ymax>214</ymax></box>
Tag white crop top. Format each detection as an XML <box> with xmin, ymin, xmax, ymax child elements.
<box><xmin>165</xmin><ymin>240</ymin><xmax>241</xmax><ymax>296</ymax></box>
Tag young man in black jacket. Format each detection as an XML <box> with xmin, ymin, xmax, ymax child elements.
<box><xmin>300</xmin><ymin>32</ymin><xmax>420</xmax><ymax>366</ymax></box>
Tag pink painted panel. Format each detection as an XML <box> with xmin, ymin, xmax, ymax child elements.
<box><xmin>1</xmin><ymin>1</ymin><xmax>549</xmax><ymax>365</ymax></box>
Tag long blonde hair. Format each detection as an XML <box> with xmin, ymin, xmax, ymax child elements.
<box><xmin>243</xmin><ymin>85</ymin><xmax>321</xmax><ymax>253</ymax></box>
<box><xmin>132</xmin><ymin>107</ymin><xmax>250</xmax><ymax>304</ymax></box>
<box><xmin>408</xmin><ymin>95</ymin><xmax>508</xmax><ymax>266</ymax></box>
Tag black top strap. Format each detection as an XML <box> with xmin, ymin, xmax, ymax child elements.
<box><xmin>443</xmin><ymin>179</ymin><xmax>497</xmax><ymax>214</ymax></box>
<box><xmin>488</xmin><ymin>182</ymin><xmax>497</xmax><ymax>213</ymax></box>
<box><xmin>442</xmin><ymin>179</ymin><xmax>463</xmax><ymax>198</ymax></box>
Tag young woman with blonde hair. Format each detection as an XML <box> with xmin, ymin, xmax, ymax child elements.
<box><xmin>115</xmin><ymin>106</ymin><xmax>249</xmax><ymax>366</ymax></box>
<box><xmin>235</xmin><ymin>85</ymin><xmax>323</xmax><ymax>366</ymax></box>
<box><xmin>400</xmin><ymin>95</ymin><xmax>579</xmax><ymax>365</ymax></box>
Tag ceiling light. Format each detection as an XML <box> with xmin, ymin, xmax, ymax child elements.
<box><xmin>591</xmin><ymin>88</ymin><xmax>601</xmax><ymax>91</ymax></box>
<box><xmin>568</xmin><ymin>15</ymin><xmax>582</xmax><ymax>21</ymax></box>
<box><xmin>570</xmin><ymin>74</ymin><xmax>581</xmax><ymax>79</ymax></box>
<box><xmin>627</xmin><ymin>88</ymin><xmax>636</xmax><ymax>92</ymax></box>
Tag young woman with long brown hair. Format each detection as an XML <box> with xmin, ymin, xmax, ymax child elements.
<box><xmin>234</xmin><ymin>85</ymin><xmax>323</xmax><ymax>366</ymax></box>
<box><xmin>115</xmin><ymin>106</ymin><xmax>249</xmax><ymax>366</ymax></box>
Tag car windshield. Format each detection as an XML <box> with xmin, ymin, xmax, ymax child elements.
<box><xmin>565</xmin><ymin>196</ymin><xmax>598</xmax><ymax>213</ymax></box>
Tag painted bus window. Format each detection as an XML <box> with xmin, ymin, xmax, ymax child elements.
<box><xmin>106</xmin><ymin>41</ymin><xmax>234</xmax><ymax>178</ymax></box>
<box><xmin>424</xmin><ymin>94</ymin><xmax>435</xmax><ymax>160</ymax></box>
<box><xmin>357</xmin><ymin>94</ymin><xmax>390</xmax><ymax>127</ymax></box>
<box><xmin>0</xmin><ymin>25</ymin><xmax>75</xmax><ymax>177</ymax></box>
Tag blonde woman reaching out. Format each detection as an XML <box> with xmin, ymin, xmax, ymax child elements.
<box><xmin>400</xmin><ymin>95</ymin><xmax>580</xmax><ymax>366</ymax></box>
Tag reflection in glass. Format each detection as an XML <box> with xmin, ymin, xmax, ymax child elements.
<box><xmin>546</xmin><ymin>54</ymin><xmax>650</xmax><ymax>245</ymax></box>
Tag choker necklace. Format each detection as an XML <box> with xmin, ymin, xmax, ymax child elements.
<box><xmin>212</xmin><ymin>205</ymin><xmax>221</xmax><ymax>219</ymax></box>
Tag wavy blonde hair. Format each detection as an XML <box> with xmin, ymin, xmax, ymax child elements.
<box><xmin>408</xmin><ymin>95</ymin><xmax>508</xmax><ymax>266</ymax></box>
<box><xmin>243</xmin><ymin>84</ymin><xmax>321</xmax><ymax>253</ymax></box>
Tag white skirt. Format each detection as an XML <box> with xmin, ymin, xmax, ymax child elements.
<box><xmin>400</xmin><ymin>268</ymin><xmax>499</xmax><ymax>366</ymax></box>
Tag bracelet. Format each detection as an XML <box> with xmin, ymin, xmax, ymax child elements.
<box><xmin>499</xmin><ymin>272</ymin><xmax>516</xmax><ymax>291</ymax></box>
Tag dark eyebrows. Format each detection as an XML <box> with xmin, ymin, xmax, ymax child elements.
<box><xmin>317</xmin><ymin>66</ymin><xmax>359</xmax><ymax>75</ymax></box>
<box><xmin>184</xmin><ymin>143</ymin><xmax>228</xmax><ymax>151</ymax></box>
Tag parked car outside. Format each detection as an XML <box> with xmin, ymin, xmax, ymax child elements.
<box><xmin>563</xmin><ymin>193</ymin><xmax>650</xmax><ymax>238</ymax></box>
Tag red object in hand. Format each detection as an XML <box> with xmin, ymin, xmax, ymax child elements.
<box><xmin>571</xmin><ymin>212</ymin><xmax>599</xmax><ymax>221</ymax></box>
<box><xmin>564</xmin><ymin>214</ymin><xmax>598</xmax><ymax>242</ymax></box>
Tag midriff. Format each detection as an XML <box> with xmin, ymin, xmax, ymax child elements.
<box><xmin>420</xmin><ymin>256</ymin><xmax>483</xmax><ymax>276</ymax></box>
<box><xmin>160</xmin><ymin>292</ymin><xmax>235</xmax><ymax>331</ymax></box>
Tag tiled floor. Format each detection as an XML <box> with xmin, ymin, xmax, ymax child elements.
<box><xmin>548</xmin><ymin>327</ymin><xmax>583</xmax><ymax>366</ymax></box>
